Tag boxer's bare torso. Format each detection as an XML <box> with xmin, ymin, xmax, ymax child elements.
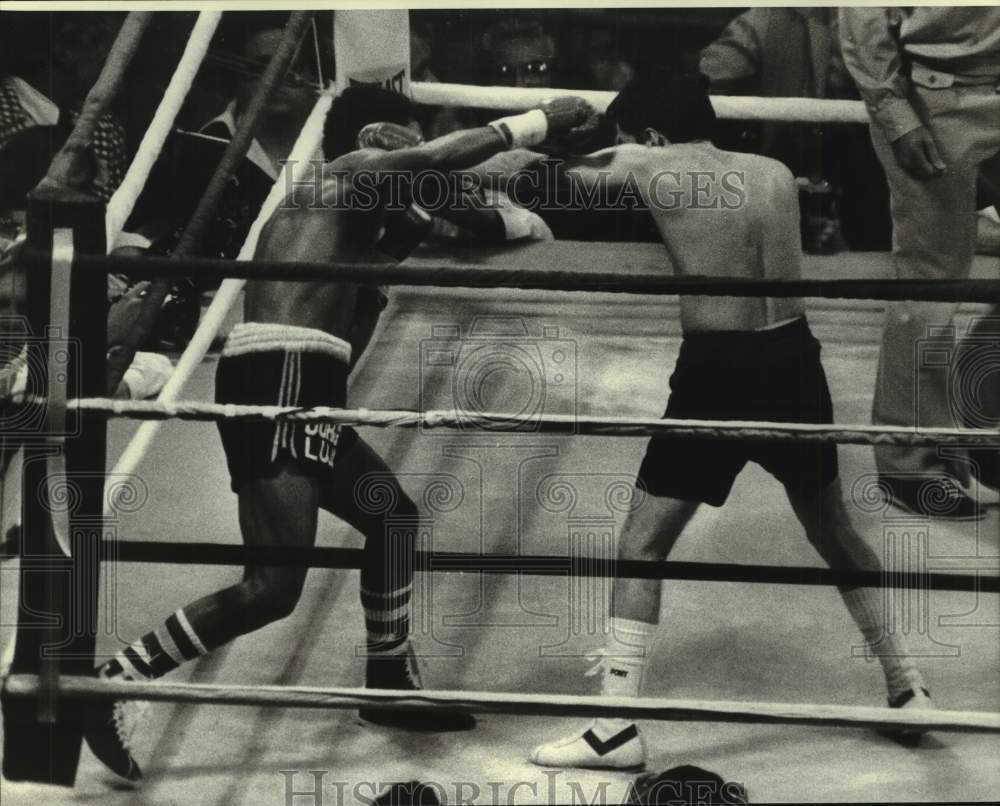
<box><xmin>563</xmin><ymin>142</ymin><xmax>806</xmax><ymax>332</ymax></box>
<box><xmin>244</xmin><ymin>151</ymin><xmax>391</xmax><ymax>342</ymax></box>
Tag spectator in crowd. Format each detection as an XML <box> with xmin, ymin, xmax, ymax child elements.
<box><xmin>482</xmin><ymin>18</ymin><xmax>557</xmax><ymax>88</ymax></box>
<box><xmin>425</xmin><ymin>18</ymin><xmax>558</xmax><ymax>138</ymax></box>
<box><xmin>410</xmin><ymin>23</ymin><xmax>438</xmax><ymax>83</ymax></box>
<box><xmin>1</xmin><ymin>14</ymin><xmax>128</xmax><ymax>209</ymax></box>
<box><xmin>0</xmin><ymin>14</ymin><xmax>171</xmax><ymax>403</ymax></box>
<box><xmin>116</xmin><ymin>13</ymin><xmax>327</xmax><ymax>349</ymax></box>
<box><xmin>840</xmin><ymin>6</ymin><xmax>1000</xmax><ymax>518</ymax></box>
<box><xmin>700</xmin><ymin>7</ymin><xmax>892</xmax><ymax>252</ymax></box>
<box><xmin>122</xmin><ymin>13</ymin><xmax>322</xmax><ymax>260</ymax></box>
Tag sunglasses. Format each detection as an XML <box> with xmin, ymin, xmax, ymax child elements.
<box><xmin>494</xmin><ymin>60</ymin><xmax>553</xmax><ymax>84</ymax></box>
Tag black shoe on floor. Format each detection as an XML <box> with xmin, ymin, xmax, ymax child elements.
<box><xmin>882</xmin><ymin>476</ymin><xmax>985</xmax><ymax>521</ymax></box>
<box><xmin>359</xmin><ymin>643</ymin><xmax>476</xmax><ymax>732</ymax></box>
<box><xmin>878</xmin><ymin>687</ymin><xmax>934</xmax><ymax>748</ymax></box>
<box><xmin>83</xmin><ymin>698</ymin><xmax>143</xmax><ymax>783</ymax></box>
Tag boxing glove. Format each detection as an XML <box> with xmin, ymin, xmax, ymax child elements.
<box><xmin>357</xmin><ymin>121</ymin><xmax>424</xmax><ymax>152</ymax></box>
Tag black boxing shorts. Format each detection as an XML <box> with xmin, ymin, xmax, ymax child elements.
<box><xmin>215</xmin><ymin>322</ymin><xmax>356</xmax><ymax>492</ymax></box>
<box><xmin>636</xmin><ymin>316</ymin><xmax>838</xmax><ymax>506</ymax></box>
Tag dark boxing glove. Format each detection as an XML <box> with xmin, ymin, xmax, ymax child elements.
<box><xmin>558</xmin><ymin>109</ymin><xmax>613</xmax><ymax>155</ymax></box>
<box><xmin>357</xmin><ymin>121</ymin><xmax>424</xmax><ymax>152</ymax></box>
<box><xmin>377</xmin><ymin>203</ymin><xmax>433</xmax><ymax>261</ymax></box>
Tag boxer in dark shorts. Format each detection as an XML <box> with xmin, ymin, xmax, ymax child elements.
<box><xmin>639</xmin><ymin>316</ymin><xmax>838</xmax><ymax>506</ymax></box>
<box><xmin>530</xmin><ymin>66</ymin><xmax>932</xmax><ymax>772</ymax></box>
<box><xmin>84</xmin><ymin>83</ymin><xmax>596</xmax><ymax>783</ymax></box>
<box><xmin>215</xmin><ymin>323</ymin><xmax>354</xmax><ymax>492</ymax></box>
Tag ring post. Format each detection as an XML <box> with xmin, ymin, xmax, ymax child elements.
<box><xmin>1</xmin><ymin>184</ymin><xmax>107</xmax><ymax>785</ymax></box>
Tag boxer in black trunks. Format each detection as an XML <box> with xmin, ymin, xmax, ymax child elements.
<box><xmin>85</xmin><ymin>84</ymin><xmax>595</xmax><ymax>783</ymax></box>
<box><xmin>529</xmin><ymin>67</ymin><xmax>933</xmax><ymax>771</ymax></box>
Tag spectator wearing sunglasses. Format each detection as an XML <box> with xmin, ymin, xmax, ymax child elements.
<box><xmin>483</xmin><ymin>19</ymin><xmax>556</xmax><ymax>88</ymax></box>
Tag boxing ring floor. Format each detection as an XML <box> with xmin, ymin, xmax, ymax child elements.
<box><xmin>1</xmin><ymin>247</ymin><xmax>998</xmax><ymax>805</ymax></box>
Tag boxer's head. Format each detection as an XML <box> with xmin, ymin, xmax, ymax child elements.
<box><xmin>606</xmin><ymin>64</ymin><xmax>716</xmax><ymax>147</ymax></box>
<box><xmin>324</xmin><ymin>85</ymin><xmax>420</xmax><ymax>159</ymax></box>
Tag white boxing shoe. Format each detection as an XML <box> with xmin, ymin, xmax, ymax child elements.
<box><xmin>530</xmin><ymin>720</ymin><xmax>646</xmax><ymax>771</ymax></box>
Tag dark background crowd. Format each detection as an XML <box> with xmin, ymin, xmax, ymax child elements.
<box><xmin>1</xmin><ymin>9</ymin><xmax>998</xmax><ymax>262</ymax></box>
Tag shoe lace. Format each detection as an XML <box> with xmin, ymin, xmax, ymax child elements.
<box><xmin>111</xmin><ymin>698</ymin><xmax>149</xmax><ymax>749</ymax></box>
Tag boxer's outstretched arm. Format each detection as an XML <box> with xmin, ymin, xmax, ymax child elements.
<box><xmin>361</xmin><ymin>97</ymin><xmax>594</xmax><ymax>177</ymax></box>
<box><xmin>361</xmin><ymin>127</ymin><xmax>510</xmax><ymax>176</ymax></box>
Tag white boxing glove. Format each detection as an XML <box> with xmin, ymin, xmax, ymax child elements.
<box><xmin>486</xmin><ymin>190</ymin><xmax>554</xmax><ymax>242</ymax></box>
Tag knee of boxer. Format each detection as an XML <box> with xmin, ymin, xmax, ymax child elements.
<box><xmin>236</xmin><ymin>572</ymin><xmax>307</xmax><ymax>629</ymax></box>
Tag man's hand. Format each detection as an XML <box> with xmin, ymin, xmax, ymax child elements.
<box><xmin>892</xmin><ymin>126</ymin><xmax>946</xmax><ymax>180</ymax></box>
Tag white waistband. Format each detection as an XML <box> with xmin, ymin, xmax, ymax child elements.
<box><xmin>223</xmin><ymin>323</ymin><xmax>352</xmax><ymax>363</ymax></box>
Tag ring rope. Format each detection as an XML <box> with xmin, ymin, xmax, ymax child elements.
<box><xmin>5</xmin><ymin>674</ymin><xmax>998</xmax><ymax>734</ymax></box>
<box><xmin>19</xmin><ymin>249</ymin><xmax>1000</xmax><ymax>303</ymax></box>
<box><xmin>411</xmin><ymin>81</ymin><xmax>870</xmax><ymax>124</ymax></box>
<box><xmin>46</xmin><ymin>542</ymin><xmax>995</xmax><ymax>594</ymax></box>
<box><xmin>12</xmin><ymin>398</ymin><xmax>1000</xmax><ymax>447</ymax></box>
<box><xmin>105</xmin><ymin>12</ymin><xmax>223</xmax><ymax>249</ymax></box>
<box><xmin>105</xmin><ymin>87</ymin><xmax>336</xmax><ymax>516</ymax></box>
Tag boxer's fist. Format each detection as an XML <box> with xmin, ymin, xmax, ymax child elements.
<box><xmin>552</xmin><ymin>109</ymin><xmax>610</xmax><ymax>155</ymax></box>
<box><xmin>537</xmin><ymin>96</ymin><xmax>595</xmax><ymax>136</ymax></box>
<box><xmin>357</xmin><ymin>122</ymin><xmax>424</xmax><ymax>152</ymax></box>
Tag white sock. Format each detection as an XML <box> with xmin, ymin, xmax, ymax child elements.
<box><xmin>593</xmin><ymin>617</ymin><xmax>656</xmax><ymax>739</ymax></box>
<box><xmin>841</xmin><ymin>587</ymin><xmax>926</xmax><ymax>699</ymax></box>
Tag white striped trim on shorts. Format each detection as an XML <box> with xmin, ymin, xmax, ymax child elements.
<box><xmin>223</xmin><ymin>322</ymin><xmax>351</xmax><ymax>364</ymax></box>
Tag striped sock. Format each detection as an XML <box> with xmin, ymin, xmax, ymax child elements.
<box><xmin>99</xmin><ymin>609</ymin><xmax>209</xmax><ymax>681</ymax></box>
<box><xmin>841</xmin><ymin>587</ymin><xmax>926</xmax><ymax>699</ymax></box>
<box><xmin>361</xmin><ymin>583</ymin><xmax>412</xmax><ymax>654</ymax></box>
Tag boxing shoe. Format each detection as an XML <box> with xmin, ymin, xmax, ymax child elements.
<box><xmin>83</xmin><ymin>696</ymin><xmax>146</xmax><ymax>784</ymax></box>
<box><xmin>530</xmin><ymin>720</ymin><xmax>646</xmax><ymax>771</ymax></box>
<box><xmin>879</xmin><ymin>686</ymin><xmax>935</xmax><ymax>748</ymax></box>
<box><xmin>359</xmin><ymin>641</ymin><xmax>475</xmax><ymax>732</ymax></box>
